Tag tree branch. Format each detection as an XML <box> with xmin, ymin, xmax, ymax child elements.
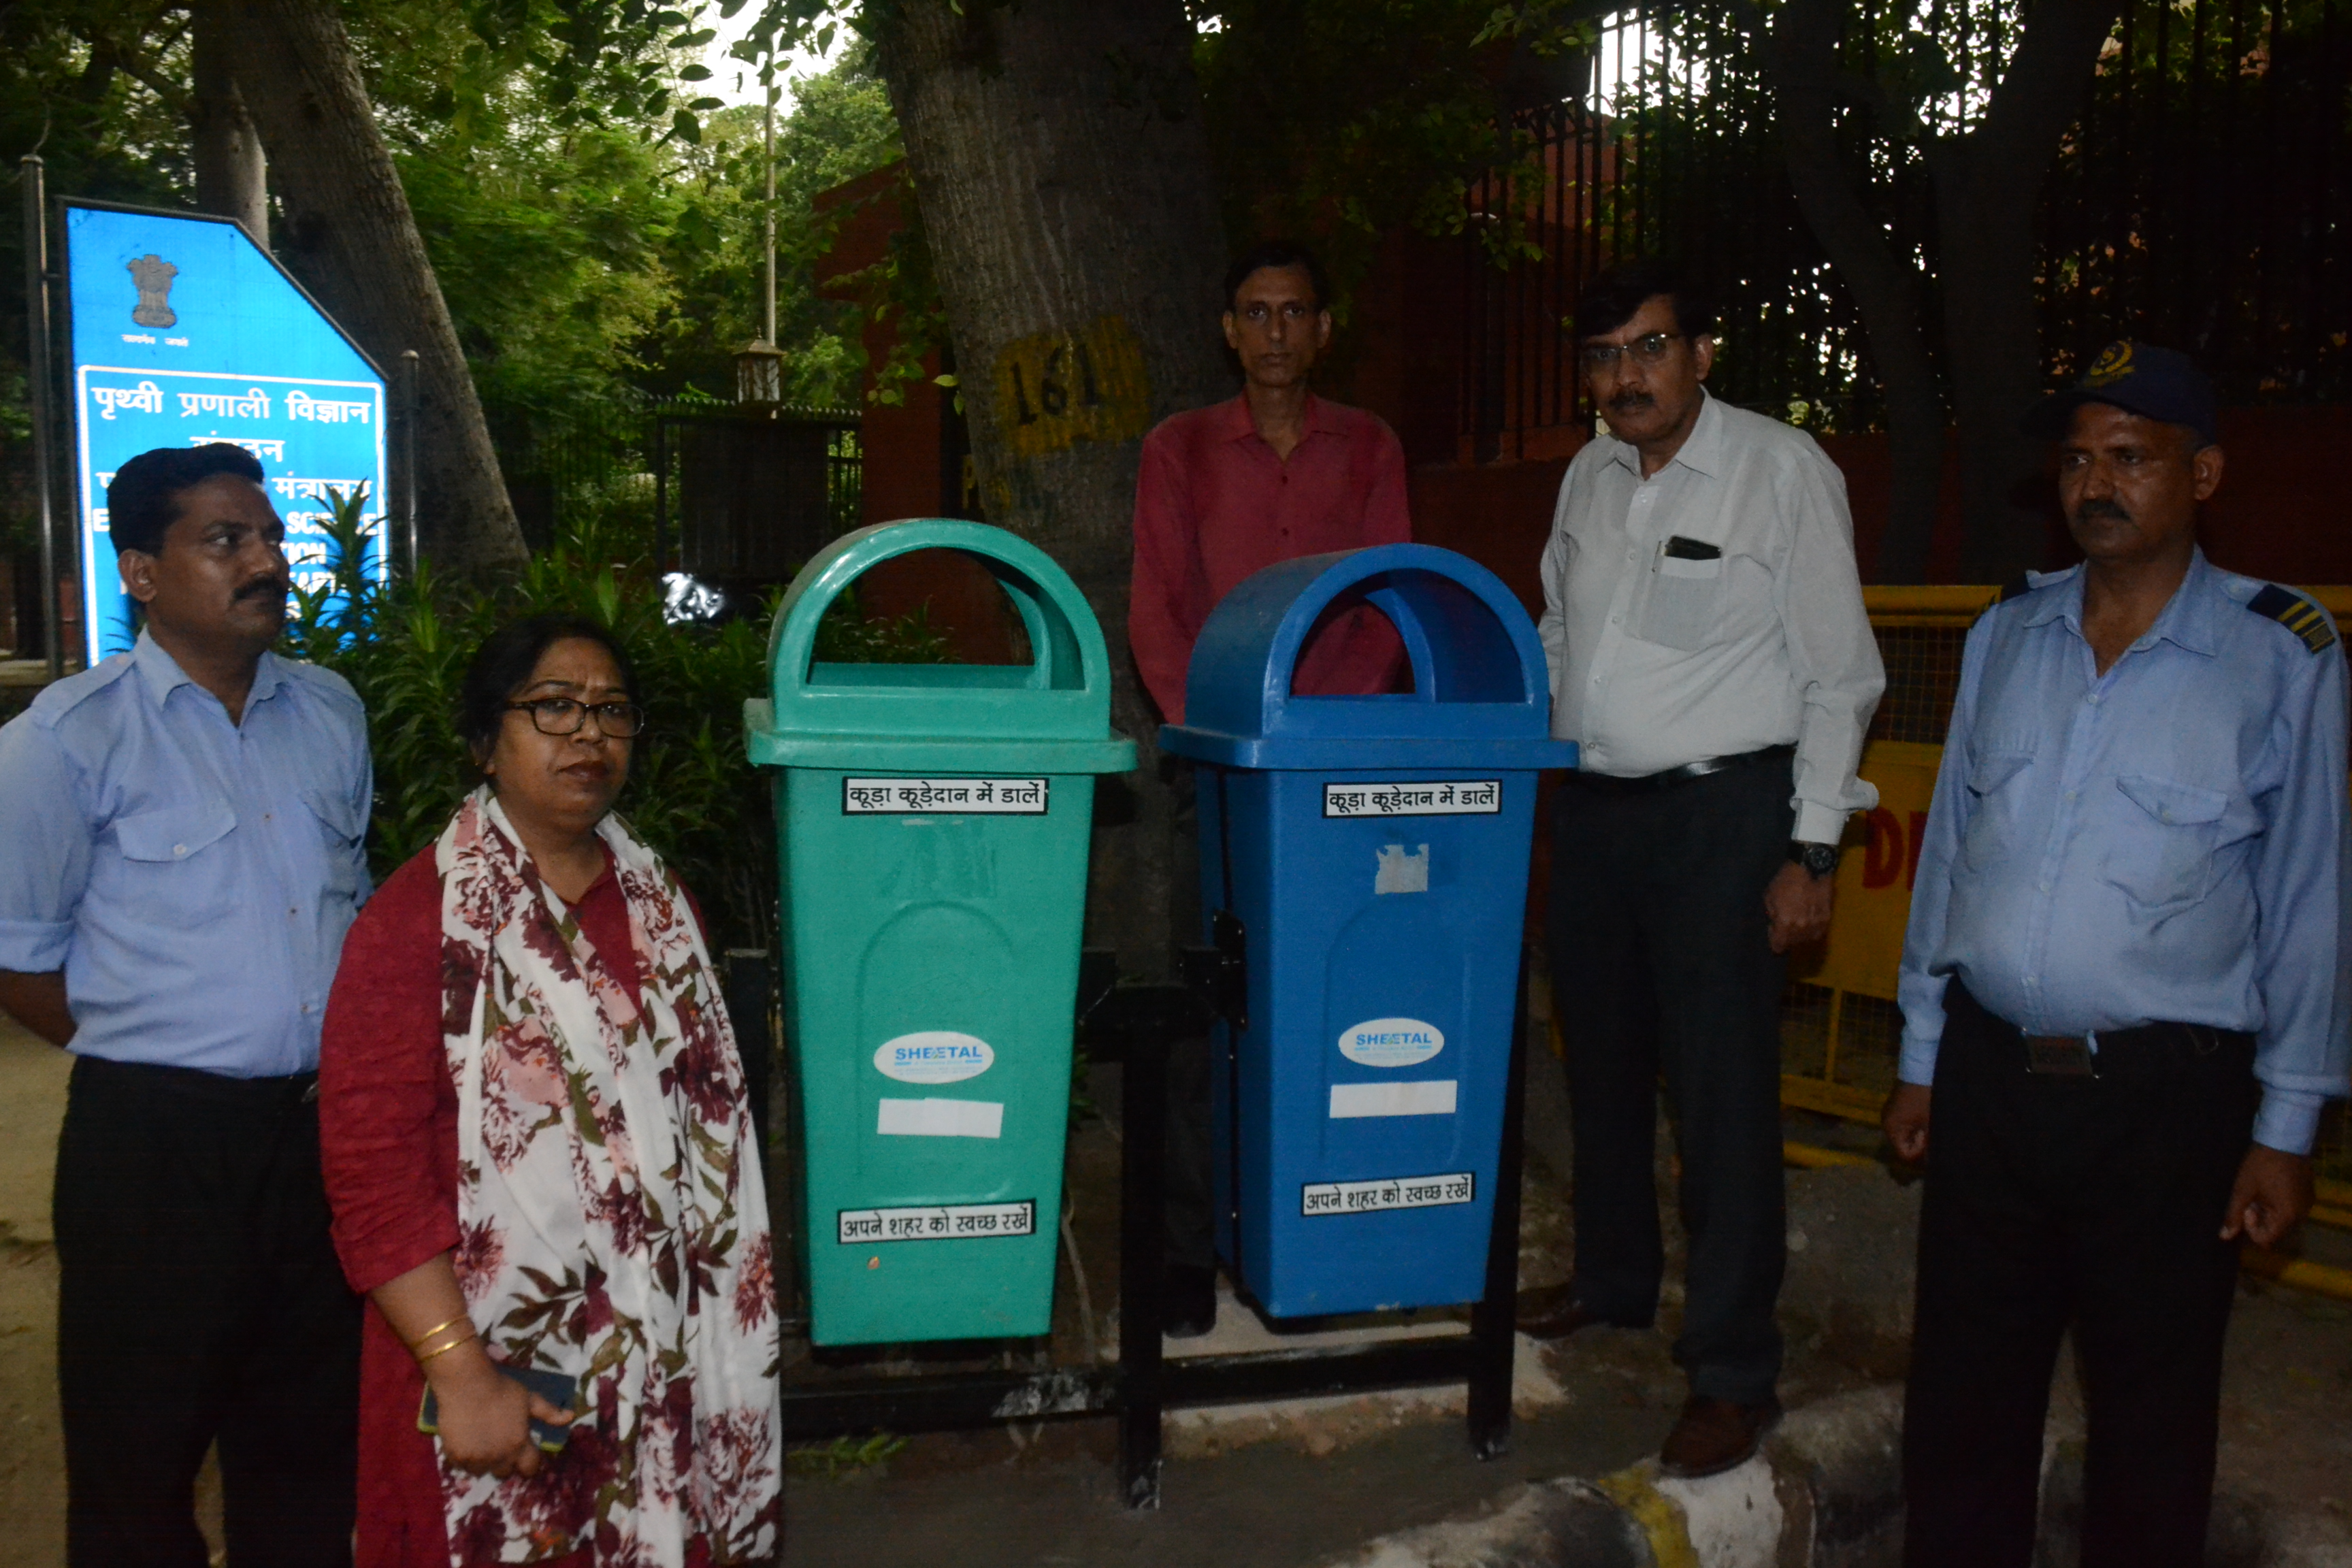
<box><xmin>1972</xmin><ymin>0</ymin><xmax>2123</xmax><ymax>169</ymax></box>
<box><xmin>1762</xmin><ymin>0</ymin><xmax>1948</xmax><ymax>580</ymax></box>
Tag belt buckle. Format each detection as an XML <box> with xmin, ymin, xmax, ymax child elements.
<box><xmin>2026</xmin><ymin>1036</ymin><xmax>2095</xmax><ymax>1078</ymax></box>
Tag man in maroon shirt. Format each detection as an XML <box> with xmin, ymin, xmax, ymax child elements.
<box><xmin>1130</xmin><ymin>240</ymin><xmax>1411</xmax><ymax>1334</ymax></box>
<box><xmin>1130</xmin><ymin>241</ymin><xmax>1411</xmax><ymax>723</ymax></box>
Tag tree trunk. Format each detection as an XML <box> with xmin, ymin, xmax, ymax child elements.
<box><xmin>1767</xmin><ymin>0</ymin><xmax>1945</xmax><ymax>583</ymax></box>
<box><xmin>872</xmin><ymin>0</ymin><xmax>1232</xmax><ymax>980</ymax></box>
<box><xmin>210</xmin><ymin>0</ymin><xmax>525</xmax><ymax>577</ymax></box>
<box><xmin>1929</xmin><ymin>0</ymin><xmax>2121</xmax><ymax>583</ymax></box>
<box><xmin>190</xmin><ymin>6</ymin><xmax>267</xmax><ymax>246</ymax></box>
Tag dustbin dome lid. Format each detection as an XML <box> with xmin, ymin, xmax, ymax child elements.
<box><xmin>1159</xmin><ymin>543</ymin><xmax>1578</xmax><ymax>770</ymax></box>
<box><xmin>746</xmin><ymin>518</ymin><xmax>1134</xmax><ymax>772</ymax></box>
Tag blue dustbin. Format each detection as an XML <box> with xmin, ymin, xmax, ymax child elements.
<box><xmin>1159</xmin><ymin>544</ymin><xmax>1578</xmax><ymax>1318</ymax></box>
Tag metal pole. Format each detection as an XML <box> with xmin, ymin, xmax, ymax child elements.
<box><xmin>399</xmin><ymin>350</ymin><xmax>421</xmax><ymax>578</ymax></box>
<box><xmin>763</xmin><ymin>84</ymin><xmax>778</xmax><ymax>347</ymax></box>
<box><xmin>22</xmin><ymin>156</ymin><xmax>62</xmax><ymax>681</ymax></box>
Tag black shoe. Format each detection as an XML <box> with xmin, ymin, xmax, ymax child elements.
<box><xmin>1162</xmin><ymin>1264</ymin><xmax>1218</xmax><ymax>1339</ymax></box>
<box><xmin>1515</xmin><ymin>1279</ymin><xmax>1648</xmax><ymax>1341</ymax></box>
<box><xmin>1659</xmin><ymin>1395</ymin><xmax>1782</xmax><ymax>1478</ymax></box>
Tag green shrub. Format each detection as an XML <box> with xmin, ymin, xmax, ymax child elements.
<box><xmin>286</xmin><ymin>489</ymin><xmax>949</xmax><ymax>956</ymax></box>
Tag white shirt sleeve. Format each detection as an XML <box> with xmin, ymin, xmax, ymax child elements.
<box><xmin>1775</xmin><ymin>444</ymin><xmax>1884</xmax><ymax>843</ymax></box>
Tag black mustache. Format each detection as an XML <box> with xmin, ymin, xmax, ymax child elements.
<box><xmin>2074</xmin><ymin>499</ymin><xmax>2132</xmax><ymax>523</ymax></box>
<box><xmin>236</xmin><ymin>577</ymin><xmax>289</xmax><ymax>603</ymax></box>
<box><xmin>1609</xmin><ymin>393</ymin><xmax>1656</xmax><ymax>411</ymax></box>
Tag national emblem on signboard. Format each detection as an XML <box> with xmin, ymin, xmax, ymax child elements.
<box><xmin>127</xmin><ymin>253</ymin><xmax>178</xmax><ymax>328</ymax></box>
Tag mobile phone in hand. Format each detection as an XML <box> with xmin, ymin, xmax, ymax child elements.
<box><xmin>419</xmin><ymin>1363</ymin><xmax>579</xmax><ymax>1453</ymax></box>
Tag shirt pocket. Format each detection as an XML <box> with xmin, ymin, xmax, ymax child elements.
<box><xmin>2101</xmin><ymin>774</ymin><xmax>2231</xmax><ymax>913</ymax></box>
<box><xmin>114</xmin><ymin>802</ymin><xmax>240</xmax><ymax>925</ymax></box>
<box><xmin>1959</xmin><ymin>750</ymin><xmax>2036</xmax><ymax>871</ymax></box>
<box><xmin>1633</xmin><ymin>552</ymin><xmax>1722</xmax><ymax>652</ymax></box>
<box><xmin>301</xmin><ymin>787</ymin><xmax>366</xmax><ymax>906</ymax></box>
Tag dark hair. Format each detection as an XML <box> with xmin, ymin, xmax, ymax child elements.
<box><xmin>1574</xmin><ymin>258</ymin><xmax>1717</xmax><ymax>342</ymax></box>
<box><xmin>459</xmin><ymin>614</ymin><xmax>640</xmax><ymax>767</ymax></box>
<box><xmin>105</xmin><ymin>443</ymin><xmax>268</xmax><ymax>555</ymax></box>
<box><xmin>1223</xmin><ymin>240</ymin><xmax>1332</xmax><ymax>314</ymax></box>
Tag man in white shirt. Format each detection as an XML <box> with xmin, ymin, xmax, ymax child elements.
<box><xmin>1517</xmin><ymin>260</ymin><xmax>1884</xmax><ymax>1477</ymax></box>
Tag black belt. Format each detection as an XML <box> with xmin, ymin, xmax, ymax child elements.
<box><xmin>72</xmin><ymin>1054</ymin><xmax>322</xmax><ymax>1104</ymax></box>
<box><xmin>1561</xmin><ymin>744</ymin><xmax>1795</xmax><ymax>796</ymax></box>
<box><xmin>1950</xmin><ymin>981</ymin><xmax>2250</xmax><ymax>1082</ymax></box>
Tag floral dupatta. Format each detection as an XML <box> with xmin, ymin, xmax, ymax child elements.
<box><xmin>435</xmin><ymin>787</ymin><xmax>779</xmax><ymax>1565</ymax></box>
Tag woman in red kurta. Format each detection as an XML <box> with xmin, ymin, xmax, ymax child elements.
<box><xmin>321</xmin><ymin>616</ymin><xmax>779</xmax><ymax>1567</ymax></box>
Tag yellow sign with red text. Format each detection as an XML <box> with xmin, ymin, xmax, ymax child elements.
<box><xmin>1793</xmin><ymin>740</ymin><xmax>1944</xmax><ymax>1002</ymax></box>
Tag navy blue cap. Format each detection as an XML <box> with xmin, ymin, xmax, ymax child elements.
<box><xmin>2021</xmin><ymin>340</ymin><xmax>2219</xmax><ymax>445</ymax></box>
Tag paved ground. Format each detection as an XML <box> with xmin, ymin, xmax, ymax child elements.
<box><xmin>0</xmin><ymin>1011</ymin><xmax>2345</xmax><ymax>1565</ymax></box>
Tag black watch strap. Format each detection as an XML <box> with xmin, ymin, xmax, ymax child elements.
<box><xmin>1788</xmin><ymin>840</ymin><xmax>1838</xmax><ymax>878</ymax></box>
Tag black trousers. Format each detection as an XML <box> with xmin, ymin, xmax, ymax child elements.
<box><xmin>1545</xmin><ymin>762</ymin><xmax>1792</xmax><ymax>1404</ymax></box>
<box><xmin>54</xmin><ymin>1055</ymin><xmax>361</xmax><ymax>1568</ymax></box>
<box><xmin>1901</xmin><ymin>983</ymin><xmax>2255</xmax><ymax>1568</ymax></box>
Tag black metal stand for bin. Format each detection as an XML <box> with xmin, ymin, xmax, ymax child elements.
<box><xmin>770</xmin><ymin>954</ymin><xmax>1532</xmax><ymax>1512</ymax></box>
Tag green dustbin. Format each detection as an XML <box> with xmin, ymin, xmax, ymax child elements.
<box><xmin>747</xmin><ymin>519</ymin><xmax>1136</xmax><ymax>1346</ymax></box>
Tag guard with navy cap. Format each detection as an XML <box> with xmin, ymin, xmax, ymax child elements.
<box><xmin>1886</xmin><ymin>342</ymin><xmax>2351</xmax><ymax>1567</ymax></box>
<box><xmin>0</xmin><ymin>444</ymin><xmax>372</xmax><ymax>1564</ymax></box>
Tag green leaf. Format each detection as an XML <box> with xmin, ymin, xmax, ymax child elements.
<box><xmin>679</xmin><ymin>63</ymin><xmax>713</xmax><ymax>80</ymax></box>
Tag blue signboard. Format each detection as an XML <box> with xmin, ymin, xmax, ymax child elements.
<box><xmin>63</xmin><ymin>201</ymin><xmax>387</xmax><ymax>663</ymax></box>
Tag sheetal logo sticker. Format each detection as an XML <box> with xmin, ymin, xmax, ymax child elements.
<box><xmin>875</xmin><ymin>1031</ymin><xmax>995</xmax><ymax>1085</ymax></box>
<box><xmin>1337</xmin><ymin>1017</ymin><xmax>1445</xmax><ymax>1069</ymax></box>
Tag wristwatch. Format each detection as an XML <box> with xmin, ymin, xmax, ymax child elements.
<box><xmin>1787</xmin><ymin>840</ymin><xmax>1839</xmax><ymax>879</ymax></box>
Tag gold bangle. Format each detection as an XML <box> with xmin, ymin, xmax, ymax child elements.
<box><xmin>414</xmin><ymin>1330</ymin><xmax>478</xmax><ymax>1367</ymax></box>
<box><xmin>407</xmin><ymin>1314</ymin><xmax>471</xmax><ymax>1351</ymax></box>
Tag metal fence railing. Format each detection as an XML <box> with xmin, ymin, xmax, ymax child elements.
<box><xmin>1461</xmin><ymin>1</ymin><xmax>2352</xmax><ymax>459</ymax></box>
<box><xmin>483</xmin><ymin>393</ymin><xmax>863</xmax><ymax>580</ymax></box>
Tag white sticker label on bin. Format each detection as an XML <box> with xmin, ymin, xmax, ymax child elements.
<box><xmin>1302</xmin><ymin>1172</ymin><xmax>1474</xmax><ymax>1217</ymax></box>
<box><xmin>1328</xmin><ymin>1079</ymin><xmax>1457</xmax><ymax>1119</ymax></box>
<box><xmin>877</xmin><ymin>1098</ymin><xmax>1004</xmax><ymax>1138</ymax></box>
<box><xmin>1339</xmin><ymin>1017</ymin><xmax>1446</xmax><ymax>1068</ymax></box>
<box><xmin>837</xmin><ymin>1200</ymin><xmax>1036</xmax><ymax>1244</ymax></box>
<box><xmin>875</xmin><ymin>1032</ymin><xmax>996</xmax><ymax>1085</ymax></box>
<box><xmin>1323</xmin><ymin>781</ymin><xmax>1501</xmax><ymax>817</ymax></box>
<box><xmin>843</xmin><ymin>778</ymin><xmax>1049</xmax><ymax>814</ymax></box>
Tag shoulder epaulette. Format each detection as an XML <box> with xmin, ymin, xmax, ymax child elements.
<box><xmin>1970</xmin><ymin>574</ymin><xmax>2036</xmax><ymax>628</ymax></box>
<box><xmin>28</xmin><ymin>653</ymin><xmax>135</xmax><ymax>722</ymax></box>
<box><xmin>2246</xmin><ymin>583</ymin><xmax>2338</xmax><ymax>654</ymax></box>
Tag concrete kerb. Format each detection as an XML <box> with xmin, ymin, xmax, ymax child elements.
<box><xmin>1316</xmin><ymin>1385</ymin><xmax>1906</xmax><ymax>1568</ymax></box>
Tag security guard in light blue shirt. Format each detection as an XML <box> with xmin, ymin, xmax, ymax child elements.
<box><xmin>0</xmin><ymin>632</ymin><xmax>371</xmax><ymax>1073</ymax></box>
<box><xmin>1888</xmin><ymin>344</ymin><xmax>2351</xmax><ymax>1568</ymax></box>
<box><xmin>0</xmin><ymin>443</ymin><xmax>370</xmax><ymax>1565</ymax></box>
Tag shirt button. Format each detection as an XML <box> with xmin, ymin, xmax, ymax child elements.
<box><xmin>1611</xmin><ymin>615</ymin><xmax>1622</xmax><ymax>625</ymax></box>
<box><xmin>2038</xmin><ymin>880</ymin><xmax>2053</xmax><ymax>893</ymax></box>
<box><xmin>2087</xmin><ymin>693</ymin><xmax>2102</xmax><ymax>706</ymax></box>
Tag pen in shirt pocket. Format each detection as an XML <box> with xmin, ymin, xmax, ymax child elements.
<box><xmin>1661</xmin><ymin>536</ymin><xmax>1722</xmax><ymax>561</ymax></box>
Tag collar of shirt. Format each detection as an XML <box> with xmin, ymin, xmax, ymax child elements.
<box><xmin>1213</xmin><ymin>391</ymin><xmax>1346</xmax><ymax>450</ymax></box>
<box><xmin>1601</xmin><ymin>389</ymin><xmax>1725</xmax><ymax>483</ymax></box>
<box><xmin>2019</xmin><ymin>549</ymin><xmax>2225</xmax><ymax>661</ymax></box>
<box><xmin>131</xmin><ymin>630</ymin><xmax>291</xmax><ymax>717</ymax></box>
